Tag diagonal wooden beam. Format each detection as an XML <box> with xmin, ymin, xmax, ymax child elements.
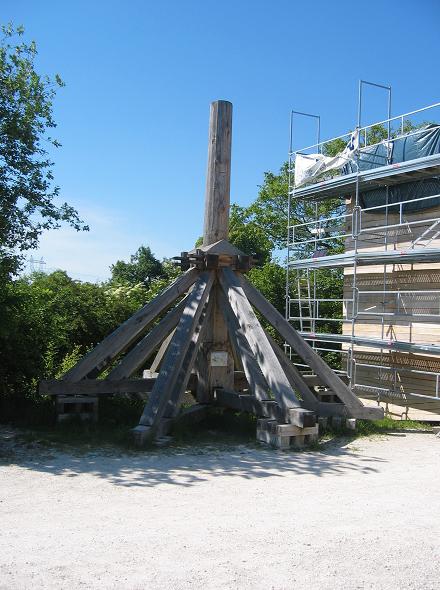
<box><xmin>218</xmin><ymin>268</ymin><xmax>301</xmax><ymax>413</ymax></box>
<box><xmin>264</xmin><ymin>330</ymin><xmax>318</xmax><ymax>410</ymax></box>
<box><xmin>107</xmin><ymin>296</ymin><xmax>188</xmax><ymax>380</ymax></box>
<box><xmin>136</xmin><ymin>271</ymin><xmax>215</xmax><ymax>431</ymax></box>
<box><xmin>149</xmin><ymin>330</ymin><xmax>174</xmax><ymax>374</ymax></box>
<box><xmin>164</xmin><ymin>296</ymin><xmax>214</xmax><ymax>419</ymax></box>
<box><xmin>237</xmin><ymin>272</ymin><xmax>384</xmax><ymax>420</ymax></box>
<box><xmin>63</xmin><ymin>267</ymin><xmax>199</xmax><ymax>381</ymax></box>
<box><xmin>216</xmin><ymin>287</ymin><xmax>271</xmax><ymax>402</ymax></box>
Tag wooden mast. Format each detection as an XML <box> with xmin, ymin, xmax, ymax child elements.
<box><xmin>203</xmin><ymin>100</ymin><xmax>233</xmax><ymax>246</ymax></box>
<box><xmin>197</xmin><ymin>100</ymin><xmax>235</xmax><ymax>402</ymax></box>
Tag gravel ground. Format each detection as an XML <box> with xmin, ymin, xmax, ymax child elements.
<box><xmin>0</xmin><ymin>430</ymin><xmax>439</xmax><ymax>590</ymax></box>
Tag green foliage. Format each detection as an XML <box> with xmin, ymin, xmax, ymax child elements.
<box><xmin>366</xmin><ymin>124</ymin><xmax>388</xmax><ymax>144</ymax></box>
<box><xmin>0</xmin><ymin>243</ymin><xmax>184</xmax><ymax>423</ymax></box>
<box><xmin>248</xmin><ymin>261</ymin><xmax>286</xmax><ymax>314</ymax></box>
<box><xmin>323</xmin><ymin>138</ymin><xmax>347</xmax><ymax>156</ymax></box>
<box><xmin>110</xmin><ymin>245</ymin><xmax>164</xmax><ymax>287</ymax></box>
<box><xmin>229</xmin><ymin>204</ymin><xmax>273</xmax><ymax>263</ymax></box>
<box><xmin>145</xmin><ymin>259</ymin><xmax>182</xmax><ymax>298</ymax></box>
<box><xmin>228</xmin><ymin>162</ymin><xmax>344</xmax><ymax>257</ymax></box>
<box><xmin>246</xmin><ymin>164</ymin><xmax>291</xmax><ymax>250</ymax></box>
<box><xmin>0</xmin><ymin>24</ymin><xmax>88</xmax><ymax>278</ymax></box>
<box><xmin>104</xmin><ymin>281</ymin><xmax>151</xmax><ymax>309</ymax></box>
<box><xmin>54</xmin><ymin>344</ymin><xmax>89</xmax><ymax>378</ymax></box>
<box><xmin>0</xmin><ymin>270</ymin><xmax>148</xmax><ymax>403</ymax></box>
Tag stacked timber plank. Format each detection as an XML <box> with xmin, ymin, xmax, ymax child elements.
<box><xmin>256</xmin><ymin>419</ymin><xmax>318</xmax><ymax>450</ymax></box>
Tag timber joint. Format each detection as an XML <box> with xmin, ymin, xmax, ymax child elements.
<box><xmin>173</xmin><ymin>250</ymin><xmax>260</xmax><ymax>272</ymax></box>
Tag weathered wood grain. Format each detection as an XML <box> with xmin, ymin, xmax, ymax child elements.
<box><xmin>316</xmin><ymin>402</ymin><xmax>349</xmax><ymax>417</ymax></box>
<box><xmin>264</xmin><ymin>330</ymin><xmax>318</xmax><ymax>409</ymax></box>
<box><xmin>107</xmin><ymin>297</ymin><xmax>188</xmax><ymax>380</ymax></box>
<box><xmin>197</xmin><ymin>102</ymin><xmax>235</xmax><ymax>399</ymax></box>
<box><xmin>217</xmin><ymin>287</ymin><xmax>270</xmax><ymax>402</ymax></box>
<box><xmin>238</xmin><ymin>272</ymin><xmax>384</xmax><ymax>419</ymax></box>
<box><xmin>164</xmin><ymin>297</ymin><xmax>214</xmax><ymax>418</ymax></box>
<box><xmin>197</xmin><ymin>101</ymin><xmax>235</xmax><ymax>402</ymax></box>
<box><xmin>215</xmin><ymin>388</ymin><xmax>283</xmax><ymax>420</ymax></box>
<box><xmin>40</xmin><ymin>379</ymin><xmax>156</xmax><ymax>396</ymax></box>
<box><xmin>218</xmin><ymin>268</ymin><xmax>301</xmax><ymax>414</ymax></box>
<box><xmin>150</xmin><ymin>331</ymin><xmax>174</xmax><ymax>373</ymax></box>
<box><xmin>209</xmin><ymin>286</ymin><xmax>235</xmax><ymax>396</ymax></box>
<box><xmin>203</xmin><ymin>100</ymin><xmax>233</xmax><ymax>246</ymax></box>
<box><xmin>195</xmin><ymin>342</ymin><xmax>211</xmax><ymax>404</ymax></box>
<box><xmin>138</xmin><ymin>272</ymin><xmax>214</xmax><ymax>429</ymax></box>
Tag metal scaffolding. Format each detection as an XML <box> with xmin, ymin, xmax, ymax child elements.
<box><xmin>286</xmin><ymin>90</ymin><xmax>440</xmax><ymax>417</ymax></box>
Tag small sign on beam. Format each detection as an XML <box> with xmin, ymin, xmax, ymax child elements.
<box><xmin>210</xmin><ymin>351</ymin><xmax>229</xmax><ymax>367</ymax></box>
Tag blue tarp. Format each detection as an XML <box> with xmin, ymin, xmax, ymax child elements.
<box><xmin>343</xmin><ymin>124</ymin><xmax>440</xmax><ymax>174</ymax></box>
<box><xmin>358</xmin><ymin>178</ymin><xmax>440</xmax><ymax>213</ymax></box>
<box><xmin>343</xmin><ymin>125</ymin><xmax>440</xmax><ymax>212</ymax></box>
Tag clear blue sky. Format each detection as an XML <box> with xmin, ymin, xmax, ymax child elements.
<box><xmin>4</xmin><ymin>0</ymin><xmax>440</xmax><ymax>280</ymax></box>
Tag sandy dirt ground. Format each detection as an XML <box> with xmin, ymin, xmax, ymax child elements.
<box><xmin>0</xmin><ymin>430</ymin><xmax>439</xmax><ymax>590</ymax></box>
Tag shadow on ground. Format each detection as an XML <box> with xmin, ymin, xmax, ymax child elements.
<box><xmin>0</xmin><ymin>425</ymin><xmax>389</xmax><ymax>488</ymax></box>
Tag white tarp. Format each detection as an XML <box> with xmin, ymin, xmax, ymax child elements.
<box><xmin>294</xmin><ymin>129</ymin><xmax>359</xmax><ymax>188</ymax></box>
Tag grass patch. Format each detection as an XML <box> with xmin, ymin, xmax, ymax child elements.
<box><xmin>319</xmin><ymin>416</ymin><xmax>432</xmax><ymax>443</ymax></box>
<box><xmin>355</xmin><ymin>417</ymin><xmax>431</xmax><ymax>436</ymax></box>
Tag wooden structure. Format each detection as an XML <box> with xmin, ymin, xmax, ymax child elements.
<box><xmin>40</xmin><ymin>100</ymin><xmax>383</xmax><ymax>447</ymax></box>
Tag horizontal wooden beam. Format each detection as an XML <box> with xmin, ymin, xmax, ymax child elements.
<box><xmin>40</xmin><ymin>379</ymin><xmax>156</xmax><ymax>396</ymax></box>
<box><xmin>316</xmin><ymin>402</ymin><xmax>348</xmax><ymax>417</ymax></box>
<box><xmin>215</xmin><ymin>388</ymin><xmax>283</xmax><ymax>420</ymax></box>
<box><xmin>155</xmin><ymin>404</ymin><xmax>212</xmax><ymax>437</ymax></box>
<box><xmin>62</xmin><ymin>267</ymin><xmax>199</xmax><ymax>381</ymax></box>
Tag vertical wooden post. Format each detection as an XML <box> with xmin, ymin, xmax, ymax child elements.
<box><xmin>197</xmin><ymin>100</ymin><xmax>234</xmax><ymax>402</ymax></box>
<box><xmin>203</xmin><ymin>100</ymin><xmax>233</xmax><ymax>246</ymax></box>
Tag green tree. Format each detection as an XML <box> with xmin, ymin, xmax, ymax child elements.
<box><xmin>228</xmin><ymin>204</ymin><xmax>273</xmax><ymax>263</ymax></box>
<box><xmin>230</xmin><ymin>161</ymin><xmax>344</xmax><ymax>257</ymax></box>
<box><xmin>0</xmin><ymin>24</ymin><xmax>87</xmax><ymax>279</ymax></box>
<box><xmin>0</xmin><ymin>269</ymin><xmax>154</xmax><ymax>422</ymax></box>
<box><xmin>245</xmin><ymin>163</ymin><xmax>291</xmax><ymax>251</ymax></box>
<box><xmin>248</xmin><ymin>261</ymin><xmax>286</xmax><ymax>314</ymax></box>
<box><xmin>110</xmin><ymin>245</ymin><xmax>164</xmax><ymax>286</ymax></box>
